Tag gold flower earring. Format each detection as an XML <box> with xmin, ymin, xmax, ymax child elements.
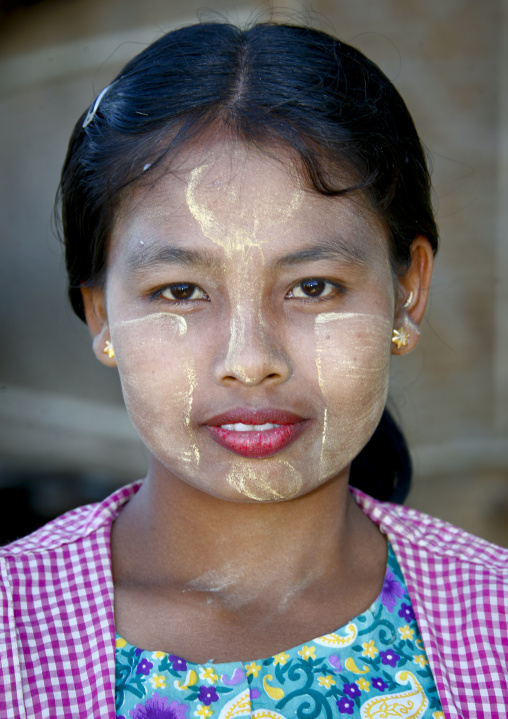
<box><xmin>391</xmin><ymin>327</ymin><xmax>409</xmax><ymax>349</ymax></box>
<box><xmin>103</xmin><ymin>340</ymin><xmax>115</xmax><ymax>359</ymax></box>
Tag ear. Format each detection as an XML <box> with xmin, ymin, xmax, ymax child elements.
<box><xmin>391</xmin><ymin>236</ymin><xmax>434</xmax><ymax>355</ymax></box>
<box><xmin>81</xmin><ymin>286</ymin><xmax>117</xmax><ymax>367</ymax></box>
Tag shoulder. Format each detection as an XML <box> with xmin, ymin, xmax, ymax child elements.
<box><xmin>0</xmin><ymin>482</ymin><xmax>137</xmax><ymax>715</ymax></box>
<box><xmin>0</xmin><ymin>480</ymin><xmax>141</xmax><ymax>648</ymax></box>
<box><xmin>352</xmin><ymin>487</ymin><xmax>508</xmax><ymax>575</ymax></box>
<box><xmin>352</xmin><ymin>489</ymin><xmax>508</xmax><ymax>716</ymax></box>
<box><xmin>0</xmin><ymin>480</ymin><xmax>142</xmax><ymax>557</ymax></box>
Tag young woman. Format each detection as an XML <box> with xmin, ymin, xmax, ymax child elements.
<box><xmin>1</xmin><ymin>22</ymin><xmax>506</xmax><ymax>719</ymax></box>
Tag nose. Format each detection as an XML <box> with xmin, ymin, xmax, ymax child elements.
<box><xmin>212</xmin><ymin>309</ymin><xmax>292</xmax><ymax>387</ymax></box>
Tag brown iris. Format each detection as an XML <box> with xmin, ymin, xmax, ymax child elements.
<box><xmin>300</xmin><ymin>279</ymin><xmax>326</xmax><ymax>296</ymax></box>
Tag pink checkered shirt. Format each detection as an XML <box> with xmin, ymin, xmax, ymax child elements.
<box><xmin>1</xmin><ymin>482</ymin><xmax>507</xmax><ymax>718</ymax></box>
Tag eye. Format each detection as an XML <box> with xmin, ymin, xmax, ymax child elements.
<box><xmin>158</xmin><ymin>283</ymin><xmax>209</xmax><ymax>301</ymax></box>
<box><xmin>286</xmin><ymin>278</ymin><xmax>340</xmax><ymax>299</ymax></box>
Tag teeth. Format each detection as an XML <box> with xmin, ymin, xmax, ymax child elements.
<box><xmin>220</xmin><ymin>422</ymin><xmax>281</xmax><ymax>432</ymax></box>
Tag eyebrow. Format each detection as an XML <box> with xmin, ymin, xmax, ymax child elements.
<box><xmin>274</xmin><ymin>237</ymin><xmax>369</xmax><ymax>268</ymax></box>
<box><xmin>125</xmin><ymin>243</ymin><xmax>219</xmax><ymax>275</ymax></box>
<box><xmin>125</xmin><ymin>236</ymin><xmax>369</xmax><ymax>275</ymax></box>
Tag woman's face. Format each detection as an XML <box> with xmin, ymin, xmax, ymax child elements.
<box><xmin>98</xmin><ymin>142</ymin><xmax>397</xmax><ymax>502</ymax></box>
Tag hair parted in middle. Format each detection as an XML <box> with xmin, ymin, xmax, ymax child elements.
<box><xmin>59</xmin><ymin>21</ymin><xmax>437</xmax><ymax>322</ymax></box>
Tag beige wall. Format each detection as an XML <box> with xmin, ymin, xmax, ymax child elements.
<box><xmin>1</xmin><ymin>0</ymin><xmax>507</xmax><ymax>543</ymax></box>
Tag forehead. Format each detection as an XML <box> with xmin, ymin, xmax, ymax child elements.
<box><xmin>109</xmin><ymin>140</ymin><xmax>389</xmax><ymax>260</ymax></box>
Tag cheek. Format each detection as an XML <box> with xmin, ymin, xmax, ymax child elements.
<box><xmin>314</xmin><ymin>313</ymin><xmax>392</xmax><ymax>479</ymax></box>
<box><xmin>108</xmin><ymin>313</ymin><xmax>200</xmax><ymax>470</ymax></box>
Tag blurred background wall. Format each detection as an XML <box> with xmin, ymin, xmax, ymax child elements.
<box><xmin>1</xmin><ymin>0</ymin><xmax>507</xmax><ymax>545</ymax></box>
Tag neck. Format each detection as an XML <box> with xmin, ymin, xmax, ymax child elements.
<box><xmin>112</xmin><ymin>460</ymin><xmax>384</xmax><ymax>611</ymax></box>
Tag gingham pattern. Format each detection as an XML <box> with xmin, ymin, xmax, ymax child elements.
<box><xmin>355</xmin><ymin>489</ymin><xmax>508</xmax><ymax>719</ymax></box>
<box><xmin>0</xmin><ymin>482</ymin><xmax>138</xmax><ymax>719</ymax></box>
<box><xmin>0</xmin><ymin>482</ymin><xmax>507</xmax><ymax>718</ymax></box>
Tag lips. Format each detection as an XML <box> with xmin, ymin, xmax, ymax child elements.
<box><xmin>204</xmin><ymin>408</ymin><xmax>309</xmax><ymax>458</ymax></box>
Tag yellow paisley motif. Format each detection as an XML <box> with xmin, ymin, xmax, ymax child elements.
<box><xmin>217</xmin><ymin>689</ymin><xmax>252</xmax><ymax>719</ymax></box>
<box><xmin>174</xmin><ymin>669</ymin><xmax>198</xmax><ymax>691</ymax></box>
<box><xmin>360</xmin><ymin>671</ymin><xmax>428</xmax><ymax>719</ymax></box>
<box><xmin>345</xmin><ymin>657</ymin><xmax>369</xmax><ymax>674</ymax></box>
<box><xmin>263</xmin><ymin>674</ymin><xmax>285</xmax><ymax>700</ymax></box>
<box><xmin>314</xmin><ymin>623</ymin><xmax>357</xmax><ymax>647</ymax></box>
<box><xmin>216</xmin><ymin>688</ymin><xmax>287</xmax><ymax>719</ymax></box>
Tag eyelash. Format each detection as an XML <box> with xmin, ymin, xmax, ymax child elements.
<box><xmin>154</xmin><ymin>283</ymin><xmax>210</xmax><ymax>302</ymax></box>
<box><xmin>152</xmin><ymin>278</ymin><xmax>344</xmax><ymax>303</ymax></box>
<box><xmin>285</xmin><ymin>278</ymin><xmax>344</xmax><ymax>300</ymax></box>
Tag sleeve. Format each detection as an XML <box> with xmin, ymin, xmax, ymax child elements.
<box><xmin>0</xmin><ymin>557</ymin><xmax>26</xmax><ymax>719</ymax></box>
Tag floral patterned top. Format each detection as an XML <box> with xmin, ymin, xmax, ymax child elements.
<box><xmin>115</xmin><ymin>544</ymin><xmax>443</xmax><ymax>719</ymax></box>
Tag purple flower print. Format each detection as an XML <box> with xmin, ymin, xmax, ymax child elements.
<box><xmin>129</xmin><ymin>694</ymin><xmax>188</xmax><ymax>719</ymax></box>
<box><xmin>136</xmin><ymin>657</ymin><xmax>154</xmax><ymax>675</ymax></box>
<box><xmin>343</xmin><ymin>682</ymin><xmax>361</xmax><ymax>699</ymax></box>
<box><xmin>380</xmin><ymin>649</ymin><xmax>400</xmax><ymax>667</ymax></box>
<box><xmin>336</xmin><ymin>697</ymin><xmax>355</xmax><ymax>715</ymax></box>
<box><xmin>198</xmin><ymin>686</ymin><xmax>219</xmax><ymax>705</ymax></box>
<box><xmin>398</xmin><ymin>602</ymin><xmax>415</xmax><ymax>622</ymax></box>
<box><xmin>371</xmin><ymin>677</ymin><xmax>388</xmax><ymax>691</ymax></box>
<box><xmin>168</xmin><ymin>655</ymin><xmax>188</xmax><ymax>672</ymax></box>
<box><xmin>379</xmin><ymin>570</ymin><xmax>405</xmax><ymax>613</ymax></box>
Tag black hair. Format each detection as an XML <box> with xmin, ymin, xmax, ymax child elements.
<box><xmin>58</xmin><ymin>21</ymin><xmax>438</xmax><ymax>504</ymax></box>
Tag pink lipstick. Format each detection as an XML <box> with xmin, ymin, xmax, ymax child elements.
<box><xmin>204</xmin><ymin>408</ymin><xmax>309</xmax><ymax>458</ymax></box>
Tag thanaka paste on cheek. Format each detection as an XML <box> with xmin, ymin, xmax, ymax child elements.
<box><xmin>179</xmin><ymin>360</ymin><xmax>200</xmax><ymax>467</ymax></box>
<box><xmin>107</xmin><ymin>305</ymin><xmax>201</xmax><ymax>476</ymax></box>
<box><xmin>116</xmin><ymin>355</ymin><xmax>201</xmax><ymax>476</ymax></box>
<box><xmin>314</xmin><ymin>312</ymin><xmax>392</xmax><ymax>481</ymax></box>
<box><xmin>112</xmin><ymin>311</ymin><xmax>187</xmax><ymax>336</ymax></box>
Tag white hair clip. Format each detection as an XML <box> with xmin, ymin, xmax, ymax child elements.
<box><xmin>82</xmin><ymin>82</ymin><xmax>116</xmax><ymax>129</ymax></box>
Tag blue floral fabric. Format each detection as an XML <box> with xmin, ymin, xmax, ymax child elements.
<box><xmin>116</xmin><ymin>545</ymin><xmax>443</xmax><ymax>718</ymax></box>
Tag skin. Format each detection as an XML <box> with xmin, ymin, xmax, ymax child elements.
<box><xmin>82</xmin><ymin>140</ymin><xmax>433</xmax><ymax>663</ymax></box>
